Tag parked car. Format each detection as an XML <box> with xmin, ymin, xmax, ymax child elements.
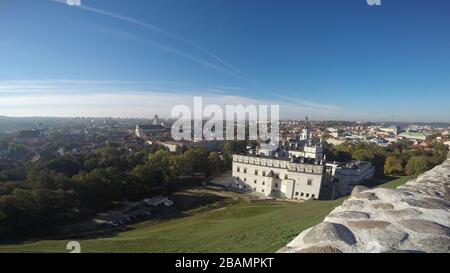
<box><xmin>144</xmin><ymin>196</ymin><xmax>169</xmax><ymax>207</ymax></box>
<box><xmin>164</xmin><ymin>200</ymin><xmax>174</xmax><ymax>207</ymax></box>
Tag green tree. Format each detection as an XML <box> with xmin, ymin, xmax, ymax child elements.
<box><xmin>208</xmin><ymin>152</ymin><xmax>223</xmax><ymax>176</ymax></box>
<box><xmin>405</xmin><ymin>156</ymin><xmax>429</xmax><ymax>176</ymax></box>
<box><xmin>384</xmin><ymin>156</ymin><xmax>404</xmax><ymax>175</ymax></box>
<box><xmin>169</xmin><ymin>154</ymin><xmax>189</xmax><ymax>181</ymax></box>
<box><xmin>183</xmin><ymin>147</ymin><xmax>211</xmax><ymax>178</ymax></box>
<box><xmin>222</xmin><ymin>141</ymin><xmax>247</xmax><ymax>168</ymax></box>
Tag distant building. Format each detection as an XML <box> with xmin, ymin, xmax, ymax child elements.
<box><xmin>328</xmin><ymin>128</ymin><xmax>343</xmax><ymax>138</ymax></box>
<box><xmin>135</xmin><ymin>124</ymin><xmax>166</xmax><ymax>137</ymax></box>
<box><xmin>232</xmin><ymin>151</ymin><xmax>331</xmax><ymax>200</ymax></box>
<box><xmin>325</xmin><ymin>138</ymin><xmax>346</xmax><ymax>146</ymax></box>
<box><xmin>232</xmin><ymin>128</ymin><xmax>332</xmax><ymax>200</ymax></box>
<box><xmin>15</xmin><ymin>129</ymin><xmax>48</xmax><ymax>145</ymax></box>
<box><xmin>369</xmin><ymin>137</ymin><xmax>389</xmax><ymax>147</ymax></box>
<box><xmin>327</xmin><ymin>161</ymin><xmax>375</xmax><ymax>197</ymax></box>
<box><xmin>285</xmin><ymin>140</ymin><xmax>324</xmax><ymax>161</ymax></box>
<box><xmin>232</xmin><ymin>123</ymin><xmax>377</xmax><ymax>200</ymax></box>
<box><xmin>135</xmin><ymin>115</ymin><xmax>167</xmax><ymax>138</ymax></box>
<box><xmin>381</xmin><ymin>125</ymin><xmax>400</xmax><ymax>135</ymax></box>
<box><xmin>399</xmin><ymin>132</ymin><xmax>432</xmax><ymax>141</ymax></box>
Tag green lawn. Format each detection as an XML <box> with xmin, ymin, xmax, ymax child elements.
<box><xmin>377</xmin><ymin>175</ymin><xmax>416</xmax><ymax>189</ymax></box>
<box><xmin>0</xmin><ymin>176</ymin><xmax>413</xmax><ymax>253</ymax></box>
<box><xmin>0</xmin><ymin>199</ymin><xmax>345</xmax><ymax>253</ymax></box>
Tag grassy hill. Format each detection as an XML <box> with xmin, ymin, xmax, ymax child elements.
<box><xmin>0</xmin><ymin>176</ymin><xmax>413</xmax><ymax>253</ymax></box>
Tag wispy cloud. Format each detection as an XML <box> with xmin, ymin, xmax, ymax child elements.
<box><xmin>0</xmin><ymin>80</ymin><xmax>357</xmax><ymax>120</ymax></box>
<box><xmin>90</xmin><ymin>27</ymin><xmax>251</xmax><ymax>82</ymax></box>
<box><xmin>0</xmin><ymin>91</ymin><xmax>344</xmax><ymax>119</ymax></box>
<box><xmin>0</xmin><ymin>79</ymin><xmax>243</xmax><ymax>97</ymax></box>
<box><xmin>50</xmin><ymin>0</ymin><xmax>244</xmax><ymax>78</ymax></box>
<box><xmin>272</xmin><ymin>94</ymin><xmax>344</xmax><ymax>112</ymax></box>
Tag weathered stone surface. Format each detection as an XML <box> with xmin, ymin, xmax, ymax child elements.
<box><xmin>328</xmin><ymin>211</ymin><xmax>370</xmax><ymax>220</ymax></box>
<box><xmin>415</xmin><ymin>237</ymin><xmax>450</xmax><ymax>253</ymax></box>
<box><xmin>279</xmin><ymin>153</ymin><xmax>450</xmax><ymax>253</ymax></box>
<box><xmin>384</xmin><ymin>208</ymin><xmax>423</xmax><ymax>218</ymax></box>
<box><xmin>353</xmin><ymin>192</ymin><xmax>379</xmax><ymax>201</ymax></box>
<box><xmin>401</xmin><ymin>198</ymin><xmax>448</xmax><ymax>210</ymax></box>
<box><xmin>423</xmin><ymin>197</ymin><xmax>449</xmax><ymax>207</ymax></box>
<box><xmin>347</xmin><ymin>220</ymin><xmax>391</xmax><ymax>230</ymax></box>
<box><xmin>303</xmin><ymin>222</ymin><xmax>357</xmax><ymax>245</ymax></box>
<box><xmin>397</xmin><ymin>186</ymin><xmax>422</xmax><ymax>194</ymax></box>
<box><xmin>382</xmin><ymin>250</ymin><xmax>425</xmax><ymax>253</ymax></box>
<box><xmin>351</xmin><ymin>186</ymin><xmax>369</xmax><ymax>196</ymax></box>
<box><xmin>341</xmin><ymin>199</ymin><xmax>366</xmax><ymax>210</ymax></box>
<box><xmin>399</xmin><ymin>220</ymin><xmax>450</xmax><ymax>236</ymax></box>
<box><xmin>372</xmin><ymin>188</ymin><xmax>413</xmax><ymax>200</ymax></box>
<box><xmin>371</xmin><ymin>203</ymin><xmax>394</xmax><ymax>210</ymax></box>
<box><xmin>370</xmin><ymin>229</ymin><xmax>409</xmax><ymax>249</ymax></box>
<box><xmin>297</xmin><ymin>245</ymin><xmax>343</xmax><ymax>253</ymax></box>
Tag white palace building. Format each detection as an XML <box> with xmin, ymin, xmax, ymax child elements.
<box><xmin>231</xmin><ymin>128</ymin><xmax>374</xmax><ymax>200</ymax></box>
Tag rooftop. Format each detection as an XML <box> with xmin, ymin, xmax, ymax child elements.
<box><xmin>17</xmin><ymin>130</ymin><xmax>41</xmax><ymax>139</ymax></box>
<box><xmin>138</xmin><ymin>124</ymin><xmax>165</xmax><ymax>130</ymax></box>
<box><xmin>233</xmin><ymin>152</ymin><xmax>323</xmax><ymax>166</ymax></box>
<box><xmin>330</xmin><ymin>160</ymin><xmax>371</xmax><ymax>169</ymax></box>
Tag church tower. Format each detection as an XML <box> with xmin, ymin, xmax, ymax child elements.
<box><xmin>152</xmin><ymin>114</ymin><xmax>160</xmax><ymax>125</ymax></box>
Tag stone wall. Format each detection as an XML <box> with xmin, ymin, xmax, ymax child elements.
<box><xmin>278</xmin><ymin>153</ymin><xmax>450</xmax><ymax>253</ymax></box>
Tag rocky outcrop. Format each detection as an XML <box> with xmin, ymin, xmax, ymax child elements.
<box><xmin>278</xmin><ymin>154</ymin><xmax>450</xmax><ymax>253</ymax></box>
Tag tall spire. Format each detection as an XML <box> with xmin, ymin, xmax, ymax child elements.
<box><xmin>152</xmin><ymin>114</ymin><xmax>159</xmax><ymax>125</ymax></box>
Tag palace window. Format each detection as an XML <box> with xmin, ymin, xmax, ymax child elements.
<box><xmin>254</xmin><ymin>180</ymin><xmax>257</xmax><ymax>184</ymax></box>
<box><xmin>295</xmin><ymin>192</ymin><xmax>299</xmax><ymax>196</ymax></box>
<box><xmin>301</xmin><ymin>193</ymin><xmax>304</xmax><ymax>197</ymax></box>
<box><xmin>284</xmin><ymin>174</ymin><xmax>288</xmax><ymax>179</ymax></box>
<box><xmin>262</xmin><ymin>182</ymin><xmax>265</xmax><ymax>186</ymax></box>
<box><xmin>312</xmin><ymin>194</ymin><xmax>315</xmax><ymax>199</ymax></box>
<box><xmin>262</xmin><ymin>171</ymin><xmax>266</xmax><ymax>176</ymax></box>
<box><xmin>307</xmin><ymin>179</ymin><xmax>313</xmax><ymax>186</ymax></box>
<box><xmin>255</xmin><ymin>170</ymin><xmax>258</xmax><ymax>175</ymax></box>
<box><xmin>244</xmin><ymin>178</ymin><xmax>247</xmax><ymax>182</ymax></box>
<box><xmin>244</xmin><ymin>168</ymin><xmax>247</xmax><ymax>174</ymax></box>
<box><xmin>306</xmin><ymin>193</ymin><xmax>310</xmax><ymax>198</ymax></box>
<box><xmin>237</xmin><ymin>167</ymin><xmax>240</xmax><ymax>172</ymax></box>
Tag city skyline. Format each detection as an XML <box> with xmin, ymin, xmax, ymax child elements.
<box><xmin>1</xmin><ymin>0</ymin><xmax>450</xmax><ymax>122</ymax></box>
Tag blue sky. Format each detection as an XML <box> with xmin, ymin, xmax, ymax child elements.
<box><xmin>1</xmin><ymin>0</ymin><xmax>450</xmax><ymax>121</ymax></box>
